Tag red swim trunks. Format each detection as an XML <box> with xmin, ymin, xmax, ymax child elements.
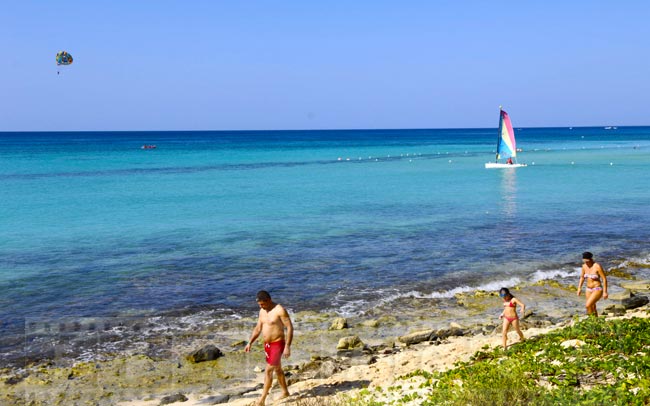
<box><xmin>264</xmin><ymin>340</ymin><xmax>285</xmax><ymax>366</ymax></box>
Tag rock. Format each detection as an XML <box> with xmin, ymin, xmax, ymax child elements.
<box><xmin>607</xmin><ymin>290</ymin><xmax>631</xmax><ymax>301</ymax></box>
<box><xmin>560</xmin><ymin>339</ymin><xmax>585</xmax><ymax>348</ymax></box>
<box><xmin>346</xmin><ymin>355</ymin><xmax>378</xmax><ymax>366</ymax></box>
<box><xmin>4</xmin><ymin>374</ymin><xmax>27</xmax><ymax>385</ymax></box>
<box><xmin>398</xmin><ymin>329</ymin><xmax>435</xmax><ymax>345</ymax></box>
<box><xmin>620</xmin><ymin>281</ymin><xmax>650</xmax><ymax>291</ymax></box>
<box><xmin>603</xmin><ymin>304</ymin><xmax>626</xmax><ymax>316</ymax></box>
<box><xmin>230</xmin><ymin>340</ymin><xmax>247</xmax><ymax>348</ymax></box>
<box><xmin>329</xmin><ymin>317</ymin><xmax>348</xmax><ymax>330</ymax></box>
<box><xmin>520</xmin><ymin>312</ymin><xmax>554</xmax><ymax>328</ymax></box>
<box><xmin>186</xmin><ymin>345</ymin><xmax>223</xmax><ymax>363</ymax></box>
<box><xmin>361</xmin><ymin>319</ymin><xmax>380</xmax><ymax>328</ymax></box>
<box><xmin>524</xmin><ymin>319</ymin><xmax>553</xmax><ymax>328</ymax></box>
<box><xmin>449</xmin><ymin>322</ymin><xmax>462</xmax><ymax>329</ymax></box>
<box><xmin>622</xmin><ymin>294</ymin><xmax>649</xmax><ymax>310</ymax></box>
<box><xmin>197</xmin><ymin>394</ymin><xmax>229</xmax><ymax>404</ymax></box>
<box><xmin>226</xmin><ymin>384</ymin><xmax>263</xmax><ymax>397</ymax></box>
<box><xmin>473</xmin><ymin>290</ymin><xmax>494</xmax><ymax>298</ymax></box>
<box><xmin>367</xmin><ymin>343</ymin><xmax>391</xmax><ymax>354</ymax></box>
<box><xmin>336</xmin><ymin>335</ymin><xmax>364</xmax><ymax>350</ymax></box>
<box><xmin>253</xmin><ymin>366</ymin><xmax>263</xmax><ymax>373</ymax></box>
<box><xmin>160</xmin><ymin>393</ymin><xmax>188</xmax><ymax>405</ymax></box>
<box><xmin>436</xmin><ymin>327</ymin><xmax>464</xmax><ymax>339</ymax></box>
<box><xmin>296</xmin><ymin>358</ymin><xmax>340</xmax><ymax>380</ymax></box>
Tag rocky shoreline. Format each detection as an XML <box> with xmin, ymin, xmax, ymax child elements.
<box><xmin>2</xmin><ymin>265</ymin><xmax>650</xmax><ymax>406</ymax></box>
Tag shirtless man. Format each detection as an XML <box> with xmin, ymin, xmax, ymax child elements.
<box><xmin>577</xmin><ymin>251</ymin><xmax>608</xmax><ymax>316</ymax></box>
<box><xmin>244</xmin><ymin>290</ymin><xmax>293</xmax><ymax>405</ymax></box>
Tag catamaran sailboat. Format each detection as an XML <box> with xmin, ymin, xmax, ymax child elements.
<box><xmin>485</xmin><ymin>107</ymin><xmax>527</xmax><ymax>169</ymax></box>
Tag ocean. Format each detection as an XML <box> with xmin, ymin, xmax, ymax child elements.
<box><xmin>2</xmin><ymin>127</ymin><xmax>650</xmax><ymax>365</ymax></box>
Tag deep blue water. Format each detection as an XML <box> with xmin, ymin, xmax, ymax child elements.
<box><xmin>2</xmin><ymin>127</ymin><xmax>650</xmax><ymax>359</ymax></box>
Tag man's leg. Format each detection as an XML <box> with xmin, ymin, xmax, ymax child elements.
<box><xmin>257</xmin><ymin>364</ymin><xmax>274</xmax><ymax>405</ymax></box>
<box><xmin>275</xmin><ymin>365</ymin><xmax>290</xmax><ymax>398</ymax></box>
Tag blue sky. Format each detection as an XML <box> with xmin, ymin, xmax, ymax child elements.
<box><xmin>2</xmin><ymin>1</ymin><xmax>650</xmax><ymax>131</ymax></box>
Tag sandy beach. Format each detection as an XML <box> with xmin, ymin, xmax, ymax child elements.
<box><xmin>113</xmin><ymin>306</ymin><xmax>650</xmax><ymax>406</ymax></box>
<box><xmin>3</xmin><ymin>267</ymin><xmax>649</xmax><ymax>406</ymax></box>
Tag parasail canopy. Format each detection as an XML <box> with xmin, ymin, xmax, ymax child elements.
<box><xmin>56</xmin><ymin>51</ymin><xmax>73</xmax><ymax>66</ymax></box>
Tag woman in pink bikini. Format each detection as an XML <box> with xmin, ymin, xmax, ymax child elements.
<box><xmin>577</xmin><ymin>251</ymin><xmax>608</xmax><ymax>316</ymax></box>
<box><xmin>498</xmin><ymin>287</ymin><xmax>526</xmax><ymax>349</ymax></box>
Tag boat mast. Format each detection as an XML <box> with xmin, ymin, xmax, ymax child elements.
<box><xmin>495</xmin><ymin>105</ymin><xmax>503</xmax><ymax>163</ymax></box>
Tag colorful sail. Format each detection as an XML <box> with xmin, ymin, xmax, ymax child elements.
<box><xmin>496</xmin><ymin>109</ymin><xmax>517</xmax><ymax>160</ymax></box>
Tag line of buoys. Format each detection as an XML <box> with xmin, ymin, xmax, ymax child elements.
<box><xmin>334</xmin><ymin>150</ymin><xmax>457</xmax><ymax>164</ymax></box>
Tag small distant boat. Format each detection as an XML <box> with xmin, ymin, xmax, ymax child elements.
<box><xmin>604</xmin><ymin>126</ymin><xmax>617</xmax><ymax>130</ymax></box>
<box><xmin>485</xmin><ymin>107</ymin><xmax>527</xmax><ymax>169</ymax></box>
<box><xmin>141</xmin><ymin>144</ymin><xmax>157</xmax><ymax>150</ymax></box>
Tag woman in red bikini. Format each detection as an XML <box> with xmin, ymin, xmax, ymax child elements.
<box><xmin>498</xmin><ymin>287</ymin><xmax>526</xmax><ymax>349</ymax></box>
<box><xmin>577</xmin><ymin>251</ymin><xmax>608</xmax><ymax>316</ymax></box>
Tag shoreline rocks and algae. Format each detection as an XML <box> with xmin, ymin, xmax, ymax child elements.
<box><xmin>2</xmin><ymin>264</ymin><xmax>650</xmax><ymax>405</ymax></box>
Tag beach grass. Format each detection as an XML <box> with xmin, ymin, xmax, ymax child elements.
<box><xmin>339</xmin><ymin>315</ymin><xmax>650</xmax><ymax>406</ymax></box>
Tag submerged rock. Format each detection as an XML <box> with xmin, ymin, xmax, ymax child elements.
<box><xmin>230</xmin><ymin>340</ymin><xmax>246</xmax><ymax>348</ymax></box>
<box><xmin>186</xmin><ymin>345</ymin><xmax>223</xmax><ymax>363</ymax></box>
<box><xmin>360</xmin><ymin>319</ymin><xmax>380</xmax><ymax>328</ymax></box>
<box><xmin>4</xmin><ymin>373</ymin><xmax>27</xmax><ymax>385</ymax></box>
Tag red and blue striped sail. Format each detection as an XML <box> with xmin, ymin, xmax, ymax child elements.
<box><xmin>496</xmin><ymin>109</ymin><xmax>517</xmax><ymax>160</ymax></box>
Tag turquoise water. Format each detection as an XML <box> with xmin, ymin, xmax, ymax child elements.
<box><xmin>2</xmin><ymin>127</ymin><xmax>650</xmax><ymax>360</ymax></box>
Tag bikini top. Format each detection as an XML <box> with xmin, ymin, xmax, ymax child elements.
<box><xmin>504</xmin><ymin>300</ymin><xmax>516</xmax><ymax>308</ymax></box>
<box><xmin>584</xmin><ymin>273</ymin><xmax>601</xmax><ymax>282</ymax></box>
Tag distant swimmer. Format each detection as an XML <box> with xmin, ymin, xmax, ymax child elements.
<box><xmin>244</xmin><ymin>290</ymin><xmax>293</xmax><ymax>405</ymax></box>
<box><xmin>498</xmin><ymin>287</ymin><xmax>526</xmax><ymax>349</ymax></box>
<box><xmin>577</xmin><ymin>252</ymin><xmax>608</xmax><ymax>316</ymax></box>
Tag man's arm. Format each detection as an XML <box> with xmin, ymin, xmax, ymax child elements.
<box><xmin>280</xmin><ymin>307</ymin><xmax>293</xmax><ymax>358</ymax></box>
<box><xmin>244</xmin><ymin>317</ymin><xmax>262</xmax><ymax>352</ymax></box>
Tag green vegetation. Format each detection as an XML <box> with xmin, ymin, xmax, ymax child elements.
<box><xmin>342</xmin><ymin>316</ymin><xmax>650</xmax><ymax>405</ymax></box>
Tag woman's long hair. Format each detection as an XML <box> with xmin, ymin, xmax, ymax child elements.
<box><xmin>499</xmin><ymin>287</ymin><xmax>514</xmax><ymax>300</ymax></box>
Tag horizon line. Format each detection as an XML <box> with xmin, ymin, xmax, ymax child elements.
<box><xmin>1</xmin><ymin>124</ymin><xmax>648</xmax><ymax>134</ymax></box>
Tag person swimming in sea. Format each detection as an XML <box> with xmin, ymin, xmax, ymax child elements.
<box><xmin>576</xmin><ymin>251</ymin><xmax>608</xmax><ymax>316</ymax></box>
<box><xmin>498</xmin><ymin>287</ymin><xmax>526</xmax><ymax>349</ymax></box>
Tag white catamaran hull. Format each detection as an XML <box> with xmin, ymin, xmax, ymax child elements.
<box><xmin>485</xmin><ymin>162</ymin><xmax>527</xmax><ymax>169</ymax></box>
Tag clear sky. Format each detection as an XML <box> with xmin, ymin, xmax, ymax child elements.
<box><xmin>2</xmin><ymin>1</ymin><xmax>650</xmax><ymax>131</ymax></box>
